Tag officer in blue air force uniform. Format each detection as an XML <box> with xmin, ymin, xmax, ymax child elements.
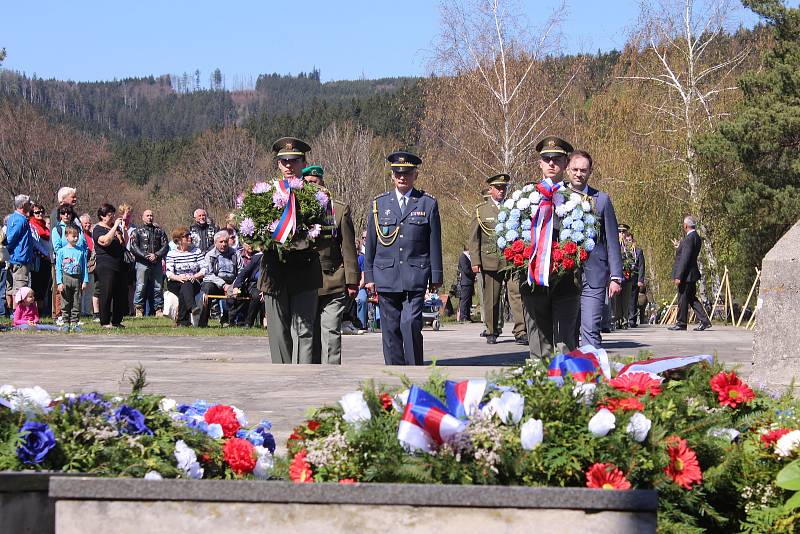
<box><xmin>364</xmin><ymin>151</ymin><xmax>443</xmax><ymax>365</ymax></box>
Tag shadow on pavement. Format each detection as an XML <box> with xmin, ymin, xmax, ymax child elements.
<box><xmin>426</xmin><ymin>351</ymin><xmax>528</xmax><ymax>366</ymax></box>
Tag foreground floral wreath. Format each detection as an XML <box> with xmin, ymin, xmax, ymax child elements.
<box><xmin>280</xmin><ymin>353</ymin><xmax>800</xmax><ymax>532</ymax></box>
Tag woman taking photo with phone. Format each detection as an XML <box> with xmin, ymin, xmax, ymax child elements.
<box><xmin>92</xmin><ymin>203</ymin><xmax>129</xmax><ymax>328</ymax></box>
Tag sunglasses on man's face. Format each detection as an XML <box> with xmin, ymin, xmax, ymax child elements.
<box><xmin>33</xmin><ymin>210</ymin><xmax>44</xmax><ymax>215</ymax></box>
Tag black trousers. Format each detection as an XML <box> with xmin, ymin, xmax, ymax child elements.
<box><xmin>629</xmin><ymin>284</ymin><xmax>640</xmax><ymax>326</ymax></box>
<box><xmin>378</xmin><ymin>290</ymin><xmax>424</xmax><ymax>366</ymax></box>
<box><xmin>458</xmin><ymin>283</ymin><xmax>473</xmax><ymax>321</ymax></box>
<box><xmin>243</xmin><ymin>286</ymin><xmax>264</xmax><ymax>327</ymax></box>
<box><xmin>95</xmin><ymin>266</ymin><xmax>127</xmax><ymax>326</ymax></box>
<box><xmin>676</xmin><ymin>281</ymin><xmax>710</xmax><ymax>327</ymax></box>
<box><xmin>167</xmin><ymin>279</ymin><xmax>200</xmax><ymax>326</ymax></box>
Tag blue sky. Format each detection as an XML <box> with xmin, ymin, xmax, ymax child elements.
<box><xmin>2</xmin><ymin>0</ymin><xmax>760</xmax><ymax>85</ymax></box>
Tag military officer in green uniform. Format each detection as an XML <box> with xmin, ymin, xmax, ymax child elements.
<box><xmin>615</xmin><ymin>223</ymin><xmax>633</xmax><ymax>329</ymax></box>
<box><xmin>301</xmin><ymin>165</ymin><xmax>359</xmax><ymax>365</ymax></box>
<box><xmin>468</xmin><ymin>174</ymin><xmax>527</xmax><ymax>345</ymax></box>
<box><xmin>520</xmin><ymin>136</ymin><xmax>580</xmax><ymax>360</ymax></box>
<box><xmin>258</xmin><ymin>137</ymin><xmax>324</xmax><ymax>364</ymax></box>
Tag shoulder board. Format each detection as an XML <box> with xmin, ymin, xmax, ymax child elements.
<box><xmin>474</xmin><ymin>201</ymin><xmax>487</xmax><ymax>209</ymax></box>
<box><xmin>423</xmin><ymin>192</ymin><xmax>436</xmax><ymax>200</ymax></box>
<box><xmin>374</xmin><ymin>192</ymin><xmax>390</xmax><ymax>200</ymax></box>
<box><xmin>333</xmin><ymin>199</ymin><xmax>346</xmax><ymax>208</ymax></box>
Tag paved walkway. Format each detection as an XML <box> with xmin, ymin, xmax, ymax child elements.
<box><xmin>1</xmin><ymin>323</ymin><xmax>753</xmax><ymax>450</ymax></box>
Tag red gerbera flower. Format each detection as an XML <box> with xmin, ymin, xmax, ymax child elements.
<box><xmin>289</xmin><ymin>449</ymin><xmax>313</xmax><ymax>483</ymax></box>
<box><xmin>307</xmin><ymin>420</ymin><xmax>320</xmax><ymax>431</ymax></box>
<box><xmin>380</xmin><ymin>393</ymin><xmax>393</xmax><ymax>410</ymax></box>
<box><xmin>563</xmin><ymin>242</ymin><xmax>578</xmax><ymax>255</ymax></box>
<box><xmin>511</xmin><ymin>240</ymin><xmax>525</xmax><ymax>254</ymax></box>
<box><xmin>586</xmin><ymin>463</ymin><xmax>632</xmax><ymax>490</ymax></box>
<box><xmin>223</xmin><ymin>438</ymin><xmax>257</xmax><ymax>475</ymax></box>
<box><xmin>204</xmin><ymin>404</ymin><xmax>241</xmax><ymax>438</ymax></box>
<box><xmin>609</xmin><ymin>373</ymin><xmax>662</xmax><ymax>397</ymax></box>
<box><xmin>709</xmin><ymin>372</ymin><xmax>754</xmax><ymax>407</ymax></box>
<box><xmin>761</xmin><ymin>428</ymin><xmax>792</xmax><ymax>448</ymax></box>
<box><xmin>579</xmin><ymin>249</ymin><xmax>589</xmax><ymax>261</ymax></box>
<box><xmin>600</xmin><ymin>396</ymin><xmax>645</xmax><ymax>412</ymax></box>
<box><xmin>664</xmin><ymin>436</ymin><xmax>702</xmax><ymax>490</ymax></box>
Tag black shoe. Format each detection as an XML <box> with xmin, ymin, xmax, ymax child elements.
<box><xmin>629</xmin><ymin>323</ymin><xmax>638</xmax><ymax>328</ymax></box>
<box><xmin>515</xmin><ymin>336</ymin><xmax>528</xmax><ymax>345</ymax></box>
<box><xmin>694</xmin><ymin>323</ymin><xmax>712</xmax><ymax>331</ymax></box>
<box><xmin>668</xmin><ymin>325</ymin><xmax>687</xmax><ymax>331</ymax></box>
<box><xmin>480</xmin><ymin>330</ymin><xmax>487</xmax><ymax>337</ymax></box>
<box><xmin>486</xmin><ymin>335</ymin><xmax>497</xmax><ymax>344</ymax></box>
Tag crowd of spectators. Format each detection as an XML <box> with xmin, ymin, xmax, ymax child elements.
<box><xmin>1</xmin><ymin>186</ymin><xmax>378</xmax><ymax>332</ymax></box>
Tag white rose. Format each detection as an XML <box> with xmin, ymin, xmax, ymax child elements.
<box><xmin>144</xmin><ymin>471</ymin><xmax>163</xmax><ymax>480</ymax></box>
<box><xmin>339</xmin><ymin>391</ymin><xmax>371</xmax><ymax>426</ymax></box>
<box><xmin>581</xmin><ymin>200</ymin><xmax>591</xmax><ymax>212</ymax></box>
<box><xmin>555</xmin><ymin>204</ymin><xmax>569</xmax><ymax>218</ymax></box>
<box><xmin>564</xmin><ymin>200</ymin><xmax>578</xmax><ymax>212</ymax></box>
<box><xmin>503</xmin><ymin>199</ymin><xmax>516</xmax><ymax>210</ymax></box>
<box><xmin>522</xmin><ymin>184</ymin><xmax>534</xmax><ymax>193</ymax></box>
<box><xmin>569</xmin><ymin>193</ymin><xmax>582</xmax><ymax>203</ymax></box>
<box><xmin>626</xmin><ymin>412</ymin><xmax>651</xmax><ymax>442</ymax></box>
<box><xmin>512</xmin><ymin>190</ymin><xmax>522</xmax><ymax>201</ymax></box>
<box><xmin>588</xmin><ymin>408</ymin><xmax>616</xmax><ymax>437</ymax></box>
<box><xmin>572</xmin><ymin>383</ymin><xmax>596</xmax><ymax>406</ymax></box>
<box><xmin>775</xmin><ymin>430</ymin><xmax>800</xmax><ymax>457</ymax></box>
<box><xmin>528</xmin><ymin>192</ymin><xmax>542</xmax><ymax>205</ymax></box>
<box><xmin>481</xmin><ymin>391</ymin><xmax>524</xmax><ymax>424</ymax></box>
<box><xmin>516</xmin><ymin>198</ymin><xmax>531</xmax><ymax>211</ymax></box>
<box><xmin>520</xmin><ymin>418</ymin><xmax>544</xmax><ymax>450</ymax></box>
<box><xmin>158</xmin><ymin>398</ymin><xmax>177</xmax><ymax>412</ymax></box>
<box><xmin>253</xmin><ymin>446</ymin><xmax>274</xmax><ymax>479</ymax></box>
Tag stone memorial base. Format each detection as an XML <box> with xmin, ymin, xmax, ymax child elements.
<box><xmin>48</xmin><ymin>477</ymin><xmax>657</xmax><ymax>534</ymax></box>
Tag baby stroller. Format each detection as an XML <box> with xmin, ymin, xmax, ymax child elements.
<box><xmin>423</xmin><ymin>290</ymin><xmax>442</xmax><ymax>331</ymax></box>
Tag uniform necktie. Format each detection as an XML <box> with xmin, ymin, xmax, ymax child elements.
<box><xmin>400</xmin><ymin>196</ymin><xmax>407</xmax><ymax>213</ymax></box>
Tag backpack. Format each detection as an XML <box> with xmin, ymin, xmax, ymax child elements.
<box><xmin>0</xmin><ymin>226</ymin><xmax>8</xmax><ymax>263</ymax></box>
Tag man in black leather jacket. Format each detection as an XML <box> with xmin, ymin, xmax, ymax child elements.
<box><xmin>189</xmin><ymin>209</ymin><xmax>218</xmax><ymax>254</ymax></box>
<box><xmin>130</xmin><ymin>209</ymin><xmax>169</xmax><ymax>316</ymax></box>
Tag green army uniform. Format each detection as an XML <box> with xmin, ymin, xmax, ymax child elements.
<box><xmin>468</xmin><ymin>174</ymin><xmax>526</xmax><ymax>343</ymax></box>
<box><xmin>520</xmin><ymin>136</ymin><xmax>580</xmax><ymax>360</ymax></box>
<box><xmin>311</xmin><ymin>187</ymin><xmax>359</xmax><ymax>364</ymax></box>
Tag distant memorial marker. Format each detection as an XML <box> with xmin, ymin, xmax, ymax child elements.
<box><xmin>752</xmin><ymin>220</ymin><xmax>800</xmax><ymax>389</ymax></box>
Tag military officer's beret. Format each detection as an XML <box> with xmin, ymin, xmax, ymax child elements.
<box><xmin>272</xmin><ymin>137</ymin><xmax>311</xmax><ymax>160</ymax></box>
<box><xmin>535</xmin><ymin>136</ymin><xmax>574</xmax><ymax>156</ymax></box>
<box><xmin>486</xmin><ymin>173</ymin><xmax>510</xmax><ymax>187</ymax></box>
<box><xmin>387</xmin><ymin>151</ymin><xmax>422</xmax><ymax>172</ymax></box>
<box><xmin>618</xmin><ymin>223</ymin><xmax>631</xmax><ymax>233</ymax></box>
<box><xmin>301</xmin><ymin>165</ymin><xmax>324</xmax><ymax>178</ymax></box>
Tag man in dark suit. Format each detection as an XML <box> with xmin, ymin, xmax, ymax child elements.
<box><xmin>457</xmin><ymin>246</ymin><xmax>475</xmax><ymax>322</ymax></box>
<box><xmin>564</xmin><ymin>150</ymin><xmax>623</xmax><ymax>349</ymax></box>
<box><xmin>364</xmin><ymin>151</ymin><xmax>443</xmax><ymax>365</ymax></box>
<box><xmin>669</xmin><ymin>216</ymin><xmax>712</xmax><ymax>331</ymax></box>
<box><xmin>627</xmin><ymin>233</ymin><xmax>645</xmax><ymax>328</ymax></box>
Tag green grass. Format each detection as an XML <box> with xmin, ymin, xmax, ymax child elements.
<box><xmin>0</xmin><ymin>316</ymin><xmax>267</xmax><ymax>337</ymax></box>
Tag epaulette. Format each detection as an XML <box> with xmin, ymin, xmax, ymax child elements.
<box><xmin>374</xmin><ymin>192</ymin><xmax>390</xmax><ymax>200</ymax></box>
<box><xmin>474</xmin><ymin>201</ymin><xmax>487</xmax><ymax>209</ymax></box>
<box><xmin>422</xmin><ymin>191</ymin><xmax>436</xmax><ymax>200</ymax></box>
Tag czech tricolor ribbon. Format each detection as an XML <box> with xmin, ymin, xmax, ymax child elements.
<box><xmin>271</xmin><ymin>179</ymin><xmax>297</xmax><ymax>243</ymax></box>
<box><xmin>528</xmin><ymin>178</ymin><xmax>564</xmax><ymax>286</ymax></box>
<box><xmin>547</xmin><ymin>345</ymin><xmax>611</xmax><ymax>385</ymax></box>
<box><xmin>398</xmin><ymin>381</ymin><xmax>486</xmax><ymax>452</ymax></box>
<box><xmin>617</xmin><ymin>354</ymin><xmax>713</xmax><ymax>379</ymax></box>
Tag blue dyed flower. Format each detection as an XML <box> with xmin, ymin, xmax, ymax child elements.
<box><xmin>246</xmin><ymin>422</ymin><xmax>276</xmax><ymax>454</ymax></box>
<box><xmin>17</xmin><ymin>421</ymin><xmax>56</xmax><ymax>465</ymax></box>
<box><xmin>571</xmin><ymin>219</ymin><xmax>585</xmax><ymax>232</ymax></box>
<box><xmin>505</xmin><ymin>229</ymin><xmax>519</xmax><ymax>242</ymax></box>
<box><xmin>505</xmin><ymin>219</ymin><xmax>519</xmax><ymax>231</ymax></box>
<box><xmin>583</xmin><ymin>214</ymin><xmax>596</xmax><ymax>226</ymax></box>
<box><xmin>584</xmin><ymin>238</ymin><xmax>596</xmax><ymax>252</ymax></box>
<box><xmin>61</xmin><ymin>392</ymin><xmax>111</xmax><ymax>413</ymax></box>
<box><xmin>206</xmin><ymin>423</ymin><xmax>223</xmax><ymax>439</ymax></box>
<box><xmin>521</xmin><ymin>219</ymin><xmax>532</xmax><ymax>231</ymax></box>
<box><xmin>239</xmin><ymin>217</ymin><xmax>256</xmax><ymax>237</ymax></box>
<box><xmin>497</xmin><ymin>211</ymin><xmax>507</xmax><ymax>222</ymax></box>
<box><xmin>497</xmin><ymin>237</ymin><xmax>507</xmax><ymax>249</ymax></box>
<box><xmin>571</xmin><ymin>231</ymin><xmax>585</xmax><ymax>243</ymax></box>
<box><xmin>585</xmin><ymin>227</ymin><xmax>597</xmax><ymax>239</ymax></box>
<box><xmin>559</xmin><ymin>228</ymin><xmax>572</xmax><ymax>241</ymax></box>
<box><xmin>508</xmin><ymin>209</ymin><xmax>521</xmax><ymax>221</ymax></box>
<box><xmin>494</xmin><ymin>222</ymin><xmax>505</xmax><ymax>234</ymax></box>
<box><xmin>115</xmin><ymin>405</ymin><xmax>153</xmax><ymax>435</ymax></box>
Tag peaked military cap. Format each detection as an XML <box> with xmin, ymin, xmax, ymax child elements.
<box><xmin>272</xmin><ymin>137</ymin><xmax>311</xmax><ymax>160</ymax></box>
<box><xmin>618</xmin><ymin>223</ymin><xmax>631</xmax><ymax>233</ymax></box>
<box><xmin>387</xmin><ymin>151</ymin><xmax>422</xmax><ymax>172</ymax></box>
<box><xmin>536</xmin><ymin>136</ymin><xmax>574</xmax><ymax>156</ymax></box>
<box><xmin>301</xmin><ymin>165</ymin><xmax>324</xmax><ymax>178</ymax></box>
<box><xmin>486</xmin><ymin>173</ymin><xmax>510</xmax><ymax>187</ymax></box>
